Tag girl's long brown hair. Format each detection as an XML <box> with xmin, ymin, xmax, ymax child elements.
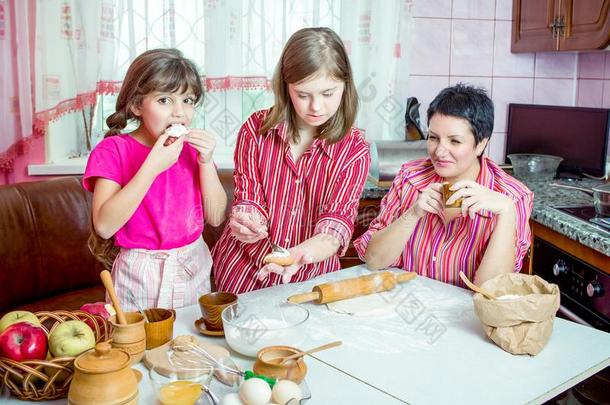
<box><xmin>89</xmin><ymin>48</ymin><xmax>204</xmax><ymax>268</ymax></box>
<box><xmin>259</xmin><ymin>27</ymin><xmax>359</xmax><ymax>144</ymax></box>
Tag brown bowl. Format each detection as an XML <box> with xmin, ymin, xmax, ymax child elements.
<box><xmin>253</xmin><ymin>346</ymin><xmax>307</xmax><ymax>383</ymax></box>
<box><xmin>198</xmin><ymin>292</ymin><xmax>237</xmax><ymax>331</ymax></box>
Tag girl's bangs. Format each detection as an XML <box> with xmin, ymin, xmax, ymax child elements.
<box><xmin>151</xmin><ymin>64</ymin><xmax>203</xmax><ymax>102</ymax></box>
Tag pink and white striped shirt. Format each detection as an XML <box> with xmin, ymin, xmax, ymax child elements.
<box><xmin>212</xmin><ymin>109</ymin><xmax>370</xmax><ymax>294</ymax></box>
<box><xmin>354</xmin><ymin>157</ymin><xmax>533</xmax><ymax>287</ymax></box>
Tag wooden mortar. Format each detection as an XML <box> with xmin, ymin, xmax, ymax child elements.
<box><xmin>109</xmin><ymin>312</ymin><xmax>146</xmax><ymax>364</ymax></box>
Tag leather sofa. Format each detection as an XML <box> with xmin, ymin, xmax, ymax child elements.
<box><xmin>0</xmin><ymin>170</ymin><xmax>234</xmax><ymax>316</ymax></box>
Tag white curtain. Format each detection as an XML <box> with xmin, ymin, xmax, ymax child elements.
<box><xmin>32</xmin><ymin>0</ymin><xmax>413</xmax><ymax>163</ymax></box>
<box><xmin>0</xmin><ymin>0</ymin><xmax>35</xmax><ymax>174</ymax></box>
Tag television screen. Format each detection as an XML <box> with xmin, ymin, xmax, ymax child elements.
<box><xmin>505</xmin><ymin>104</ymin><xmax>610</xmax><ymax>177</ymax></box>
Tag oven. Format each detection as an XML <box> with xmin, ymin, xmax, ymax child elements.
<box><xmin>532</xmin><ymin>237</ymin><xmax>609</xmax><ymax>331</ymax></box>
<box><xmin>532</xmin><ymin>237</ymin><xmax>610</xmax><ymax>405</ymax></box>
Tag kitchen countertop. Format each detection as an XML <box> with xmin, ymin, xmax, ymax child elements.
<box><xmin>526</xmin><ymin>178</ymin><xmax>610</xmax><ymax>257</ymax></box>
<box><xmin>361</xmin><ymin>177</ymin><xmax>610</xmax><ymax>257</ymax></box>
<box><xmin>361</xmin><ymin>180</ymin><xmax>390</xmax><ymax>200</ymax></box>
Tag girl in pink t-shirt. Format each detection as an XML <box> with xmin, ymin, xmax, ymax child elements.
<box><xmin>84</xmin><ymin>49</ymin><xmax>227</xmax><ymax>311</ymax></box>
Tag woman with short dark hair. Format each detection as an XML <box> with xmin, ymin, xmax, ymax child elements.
<box><xmin>355</xmin><ymin>84</ymin><xmax>533</xmax><ymax>287</ymax></box>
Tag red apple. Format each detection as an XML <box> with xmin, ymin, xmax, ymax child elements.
<box><xmin>0</xmin><ymin>322</ymin><xmax>48</xmax><ymax>361</ymax></box>
<box><xmin>80</xmin><ymin>302</ymin><xmax>115</xmax><ymax>330</ymax></box>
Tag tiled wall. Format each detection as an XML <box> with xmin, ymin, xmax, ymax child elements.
<box><xmin>409</xmin><ymin>0</ymin><xmax>610</xmax><ymax>163</ymax></box>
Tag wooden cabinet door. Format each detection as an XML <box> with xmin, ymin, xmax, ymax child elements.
<box><xmin>560</xmin><ymin>0</ymin><xmax>610</xmax><ymax>50</ymax></box>
<box><xmin>340</xmin><ymin>199</ymin><xmax>381</xmax><ymax>268</ymax></box>
<box><xmin>512</xmin><ymin>0</ymin><xmax>559</xmax><ymax>52</ymax></box>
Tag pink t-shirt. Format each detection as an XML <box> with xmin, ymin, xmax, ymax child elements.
<box><xmin>83</xmin><ymin>134</ymin><xmax>204</xmax><ymax>250</ymax></box>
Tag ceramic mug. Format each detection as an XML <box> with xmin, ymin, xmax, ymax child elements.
<box><xmin>198</xmin><ymin>292</ymin><xmax>238</xmax><ymax>331</ymax></box>
<box><xmin>143</xmin><ymin>308</ymin><xmax>176</xmax><ymax>350</ymax></box>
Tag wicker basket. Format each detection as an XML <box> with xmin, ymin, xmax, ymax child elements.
<box><xmin>0</xmin><ymin>310</ymin><xmax>111</xmax><ymax>401</ymax></box>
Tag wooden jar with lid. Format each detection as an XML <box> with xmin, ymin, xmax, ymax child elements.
<box><xmin>68</xmin><ymin>341</ymin><xmax>139</xmax><ymax>405</ymax></box>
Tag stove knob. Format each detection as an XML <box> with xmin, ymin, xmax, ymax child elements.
<box><xmin>586</xmin><ymin>280</ymin><xmax>604</xmax><ymax>298</ymax></box>
<box><xmin>552</xmin><ymin>260</ymin><xmax>569</xmax><ymax>276</ymax></box>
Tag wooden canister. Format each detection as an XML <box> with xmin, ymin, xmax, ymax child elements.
<box><xmin>109</xmin><ymin>312</ymin><xmax>146</xmax><ymax>364</ymax></box>
<box><xmin>144</xmin><ymin>308</ymin><xmax>175</xmax><ymax>350</ymax></box>
<box><xmin>68</xmin><ymin>341</ymin><xmax>138</xmax><ymax>405</ymax></box>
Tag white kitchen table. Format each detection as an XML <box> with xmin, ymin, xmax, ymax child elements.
<box><xmin>3</xmin><ymin>265</ymin><xmax>609</xmax><ymax>404</ymax></box>
<box><xmin>225</xmin><ymin>265</ymin><xmax>610</xmax><ymax>405</ymax></box>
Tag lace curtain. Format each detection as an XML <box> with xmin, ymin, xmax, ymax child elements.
<box><xmin>2</xmin><ymin>0</ymin><xmax>413</xmax><ymax>171</ymax></box>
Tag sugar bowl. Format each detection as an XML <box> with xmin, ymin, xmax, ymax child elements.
<box><xmin>68</xmin><ymin>341</ymin><xmax>139</xmax><ymax>405</ymax></box>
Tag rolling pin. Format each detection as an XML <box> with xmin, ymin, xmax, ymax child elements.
<box><xmin>287</xmin><ymin>271</ymin><xmax>417</xmax><ymax>304</ymax></box>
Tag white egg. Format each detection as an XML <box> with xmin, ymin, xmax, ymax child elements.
<box><xmin>222</xmin><ymin>392</ymin><xmax>244</xmax><ymax>405</ymax></box>
<box><xmin>239</xmin><ymin>378</ymin><xmax>272</xmax><ymax>405</ymax></box>
<box><xmin>271</xmin><ymin>380</ymin><xmax>303</xmax><ymax>405</ymax></box>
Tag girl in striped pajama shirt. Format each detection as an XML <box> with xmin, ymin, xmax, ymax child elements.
<box><xmin>84</xmin><ymin>49</ymin><xmax>227</xmax><ymax>311</ymax></box>
<box><xmin>355</xmin><ymin>84</ymin><xmax>533</xmax><ymax>288</ymax></box>
<box><xmin>211</xmin><ymin>27</ymin><xmax>370</xmax><ymax>294</ymax></box>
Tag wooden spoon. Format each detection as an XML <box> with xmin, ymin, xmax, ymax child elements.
<box><xmin>270</xmin><ymin>341</ymin><xmax>342</xmax><ymax>365</ymax></box>
<box><xmin>100</xmin><ymin>270</ymin><xmax>128</xmax><ymax>324</ymax></box>
<box><xmin>459</xmin><ymin>271</ymin><xmax>496</xmax><ymax>300</ymax></box>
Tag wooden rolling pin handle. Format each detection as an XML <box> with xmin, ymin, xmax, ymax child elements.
<box><xmin>396</xmin><ymin>271</ymin><xmax>417</xmax><ymax>283</ymax></box>
<box><xmin>100</xmin><ymin>270</ymin><xmax>128</xmax><ymax>325</ymax></box>
<box><xmin>287</xmin><ymin>291</ymin><xmax>321</xmax><ymax>304</ymax></box>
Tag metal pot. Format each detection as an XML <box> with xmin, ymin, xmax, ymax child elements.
<box><xmin>372</xmin><ymin>140</ymin><xmax>427</xmax><ymax>182</ymax></box>
<box><xmin>550</xmin><ymin>183</ymin><xmax>610</xmax><ymax>217</ymax></box>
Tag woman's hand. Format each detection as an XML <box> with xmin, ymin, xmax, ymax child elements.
<box><xmin>257</xmin><ymin>248</ymin><xmax>312</xmax><ymax>284</ymax></box>
<box><xmin>410</xmin><ymin>183</ymin><xmax>444</xmax><ymax>218</ymax></box>
<box><xmin>447</xmin><ymin>180</ymin><xmax>515</xmax><ymax>219</ymax></box>
<box><xmin>144</xmin><ymin>132</ymin><xmax>186</xmax><ymax>175</ymax></box>
<box><xmin>229</xmin><ymin>211</ymin><xmax>268</xmax><ymax>243</ymax></box>
<box><xmin>185</xmin><ymin>129</ymin><xmax>216</xmax><ymax>164</ymax></box>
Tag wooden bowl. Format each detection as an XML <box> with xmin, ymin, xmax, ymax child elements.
<box><xmin>253</xmin><ymin>346</ymin><xmax>307</xmax><ymax>383</ymax></box>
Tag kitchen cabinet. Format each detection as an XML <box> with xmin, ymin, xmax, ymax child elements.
<box><xmin>512</xmin><ymin>0</ymin><xmax>610</xmax><ymax>52</ymax></box>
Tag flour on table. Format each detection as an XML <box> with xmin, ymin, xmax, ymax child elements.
<box><xmin>326</xmin><ymin>291</ymin><xmax>402</xmax><ymax>317</ymax></box>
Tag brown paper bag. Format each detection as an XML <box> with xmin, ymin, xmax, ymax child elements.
<box><xmin>473</xmin><ymin>273</ymin><xmax>560</xmax><ymax>355</ymax></box>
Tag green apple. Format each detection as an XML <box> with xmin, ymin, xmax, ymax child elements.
<box><xmin>48</xmin><ymin>320</ymin><xmax>95</xmax><ymax>357</ymax></box>
<box><xmin>0</xmin><ymin>311</ymin><xmax>41</xmax><ymax>333</ymax></box>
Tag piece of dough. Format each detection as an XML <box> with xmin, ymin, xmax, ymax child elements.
<box><xmin>326</xmin><ymin>291</ymin><xmax>402</xmax><ymax>317</ymax></box>
<box><xmin>263</xmin><ymin>252</ymin><xmax>294</xmax><ymax>266</ymax></box>
<box><xmin>164</xmin><ymin>124</ymin><xmax>188</xmax><ymax>146</ymax></box>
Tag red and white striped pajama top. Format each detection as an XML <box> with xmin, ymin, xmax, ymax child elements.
<box><xmin>212</xmin><ymin>109</ymin><xmax>370</xmax><ymax>294</ymax></box>
<box><xmin>354</xmin><ymin>157</ymin><xmax>533</xmax><ymax>287</ymax></box>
